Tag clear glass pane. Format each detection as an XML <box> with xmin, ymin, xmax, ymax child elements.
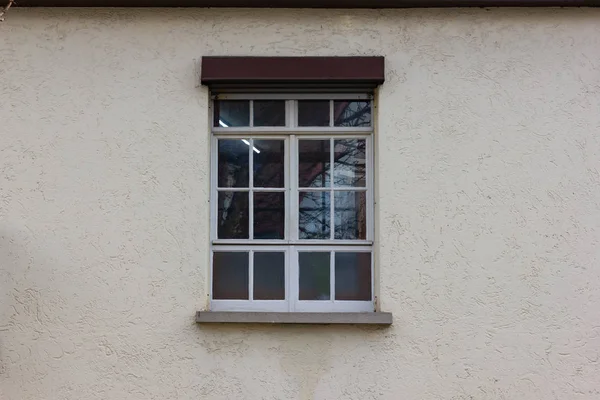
<box><xmin>217</xmin><ymin>191</ymin><xmax>249</xmax><ymax>239</ymax></box>
<box><xmin>253</xmin><ymin>140</ymin><xmax>284</xmax><ymax>188</ymax></box>
<box><xmin>254</xmin><ymin>252</ymin><xmax>285</xmax><ymax>300</ymax></box>
<box><xmin>334</xmin><ymin>101</ymin><xmax>372</xmax><ymax>127</ymax></box>
<box><xmin>298</xmin><ymin>139</ymin><xmax>330</xmax><ymax>188</ymax></box>
<box><xmin>253</xmin><ymin>100</ymin><xmax>286</xmax><ymax>127</ymax></box>
<box><xmin>298</xmin><ymin>100</ymin><xmax>330</xmax><ymax>127</ymax></box>
<box><xmin>299</xmin><ymin>252</ymin><xmax>330</xmax><ymax>300</ymax></box>
<box><xmin>213</xmin><ymin>252</ymin><xmax>249</xmax><ymax>299</ymax></box>
<box><xmin>334</xmin><ymin>139</ymin><xmax>366</xmax><ymax>187</ymax></box>
<box><xmin>214</xmin><ymin>100</ymin><xmax>250</xmax><ymax>127</ymax></box>
<box><xmin>335</xmin><ymin>252</ymin><xmax>371</xmax><ymax>300</ymax></box>
<box><xmin>254</xmin><ymin>192</ymin><xmax>285</xmax><ymax>240</ymax></box>
<box><xmin>334</xmin><ymin>191</ymin><xmax>366</xmax><ymax>240</ymax></box>
<box><xmin>218</xmin><ymin>139</ymin><xmax>250</xmax><ymax>188</ymax></box>
<box><xmin>299</xmin><ymin>191</ymin><xmax>331</xmax><ymax>240</ymax></box>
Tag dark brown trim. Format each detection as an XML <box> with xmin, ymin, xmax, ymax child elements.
<box><xmin>16</xmin><ymin>0</ymin><xmax>600</xmax><ymax>6</ymax></box>
<box><xmin>201</xmin><ymin>57</ymin><xmax>385</xmax><ymax>91</ymax></box>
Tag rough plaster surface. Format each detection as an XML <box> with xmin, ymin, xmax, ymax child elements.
<box><xmin>1</xmin><ymin>8</ymin><xmax>600</xmax><ymax>400</ymax></box>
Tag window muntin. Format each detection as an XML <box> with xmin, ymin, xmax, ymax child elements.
<box><xmin>211</xmin><ymin>95</ymin><xmax>374</xmax><ymax>312</ymax></box>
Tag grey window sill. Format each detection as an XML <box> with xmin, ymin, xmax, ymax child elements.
<box><xmin>196</xmin><ymin>311</ymin><xmax>392</xmax><ymax>325</ymax></box>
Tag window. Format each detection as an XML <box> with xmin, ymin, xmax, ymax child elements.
<box><xmin>210</xmin><ymin>94</ymin><xmax>374</xmax><ymax>313</ymax></box>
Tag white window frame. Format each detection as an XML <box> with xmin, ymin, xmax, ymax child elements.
<box><xmin>210</xmin><ymin>93</ymin><xmax>375</xmax><ymax>313</ymax></box>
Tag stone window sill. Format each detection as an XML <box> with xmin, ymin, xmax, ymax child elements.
<box><xmin>196</xmin><ymin>311</ymin><xmax>392</xmax><ymax>325</ymax></box>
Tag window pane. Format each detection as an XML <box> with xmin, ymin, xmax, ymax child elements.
<box><xmin>218</xmin><ymin>191</ymin><xmax>249</xmax><ymax>239</ymax></box>
<box><xmin>213</xmin><ymin>252</ymin><xmax>249</xmax><ymax>299</ymax></box>
<box><xmin>299</xmin><ymin>252</ymin><xmax>330</xmax><ymax>300</ymax></box>
<box><xmin>254</xmin><ymin>192</ymin><xmax>285</xmax><ymax>239</ymax></box>
<box><xmin>253</xmin><ymin>100</ymin><xmax>286</xmax><ymax>127</ymax></box>
<box><xmin>334</xmin><ymin>139</ymin><xmax>366</xmax><ymax>187</ymax></box>
<box><xmin>334</xmin><ymin>101</ymin><xmax>371</xmax><ymax>127</ymax></box>
<box><xmin>298</xmin><ymin>100</ymin><xmax>330</xmax><ymax>127</ymax></box>
<box><xmin>214</xmin><ymin>100</ymin><xmax>250</xmax><ymax>127</ymax></box>
<box><xmin>298</xmin><ymin>139</ymin><xmax>330</xmax><ymax>188</ymax></box>
<box><xmin>299</xmin><ymin>191</ymin><xmax>331</xmax><ymax>240</ymax></box>
<box><xmin>334</xmin><ymin>191</ymin><xmax>366</xmax><ymax>240</ymax></box>
<box><xmin>335</xmin><ymin>252</ymin><xmax>371</xmax><ymax>300</ymax></box>
<box><xmin>218</xmin><ymin>139</ymin><xmax>249</xmax><ymax>188</ymax></box>
<box><xmin>254</xmin><ymin>252</ymin><xmax>285</xmax><ymax>300</ymax></box>
<box><xmin>254</xmin><ymin>140</ymin><xmax>284</xmax><ymax>188</ymax></box>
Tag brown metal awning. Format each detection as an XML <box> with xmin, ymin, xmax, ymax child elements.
<box><xmin>201</xmin><ymin>56</ymin><xmax>385</xmax><ymax>93</ymax></box>
<box><xmin>15</xmin><ymin>0</ymin><xmax>600</xmax><ymax>7</ymax></box>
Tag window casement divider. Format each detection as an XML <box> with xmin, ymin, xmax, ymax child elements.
<box><xmin>289</xmin><ymin>245</ymin><xmax>297</xmax><ymax>312</ymax></box>
<box><xmin>248</xmin><ymin>249</ymin><xmax>254</xmax><ymax>302</ymax></box>
<box><xmin>289</xmin><ymin>135</ymin><xmax>299</xmax><ymax>242</ymax></box>
<box><xmin>212</xmin><ymin>240</ymin><xmax>373</xmax><ymax>245</ymax></box>
<box><xmin>209</xmin><ymin>134</ymin><xmax>217</xmax><ymax>243</ymax></box>
<box><xmin>249</xmin><ymin>100</ymin><xmax>254</xmax><ymax>127</ymax></box>
<box><xmin>212</xmin><ymin>127</ymin><xmax>373</xmax><ymax>134</ymax></box>
<box><xmin>214</xmin><ymin>93</ymin><xmax>373</xmax><ymax>101</ymax></box>
<box><xmin>248</xmin><ymin>138</ymin><xmax>254</xmax><ymax>240</ymax></box>
<box><xmin>329</xmin><ymin>251</ymin><xmax>335</xmax><ymax>305</ymax></box>
<box><xmin>292</xmin><ymin>100</ymin><xmax>298</xmax><ymax>128</ymax></box>
<box><xmin>284</xmin><ymin>136</ymin><xmax>291</xmax><ymax>243</ymax></box>
<box><xmin>216</xmin><ymin>187</ymin><xmax>288</xmax><ymax>192</ymax></box>
<box><xmin>293</xmin><ymin>187</ymin><xmax>369</xmax><ymax>192</ymax></box>
<box><xmin>367</xmin><ymin>134</ymin><xmax>375</xmax><ymax>242</ymax></box>
<box><xmin>329</xmin><ymin>100</ymin><xmax>334</xmax><ymax>128</ymax></box>
<box><xmin>329</xmin><ymin>137</ymin><xmax>335</xmax><ymax>241</ymax></box>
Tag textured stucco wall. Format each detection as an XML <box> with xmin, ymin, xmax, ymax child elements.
<box><xmin>1</xmin><ymin>8</ymin><xmax>600</xmax><ymax>399</ymax></box>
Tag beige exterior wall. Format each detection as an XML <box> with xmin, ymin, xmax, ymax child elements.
<box><xmin>1</xmin><ymin>8</ymin><xmax>600</xmax><ymax>399</ymax></box>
